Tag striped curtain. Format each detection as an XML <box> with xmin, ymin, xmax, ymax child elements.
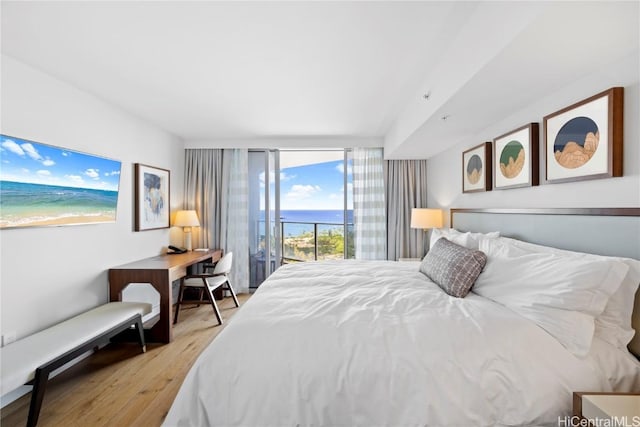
<box><xmin>221</xmin><ymin>149</ymin><xmax>249</xmax><ymax>293</ymax></box>
<box><xmin>353</xmin><ymin>148</ymin><xmax>386</xmax><ymax>260</ymax></box>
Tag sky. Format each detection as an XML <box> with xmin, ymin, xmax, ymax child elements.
<box><xmin>260</xmin><ymin>153</ymin><xmax>353</xmax><ymax>210</ymax></box>
<box><xmin>0</xmin><ymin>135</ymin><xmax>122</xmax><ymax>191</ymax></box>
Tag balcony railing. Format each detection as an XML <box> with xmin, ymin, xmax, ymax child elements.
<box><xmin>281</xmin><ymin>220</ymin><xmax>354</xmax><ymax>262</ymax></box>
<box><xmin>255</xmin><ymin>220</ymin><xmax>354</xmax><ymax>263</ymax></box>
<box><xmin>250</xmin><ymin>220</ymin><xmax>353</xmax><ymax>288</ymax></box>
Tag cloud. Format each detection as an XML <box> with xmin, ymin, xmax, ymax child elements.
<box><xmin>37</xmin><ymin>170</ymin><xmax>51</xmax><ymax>176</ymax></box>
<box><xmin>286</xmin><ymin>184</ymin><xmax>321</xmax><ymax>200</ymax></box>
<box><xmin>65</xmin><ymin>175</ymin><xmax>84</xmax><ymax>184</ymax></box>
<box><xmin>84</xmin><ymin>168</ymin><xmax>100</xmax><ymax>179</ymax></box>
<box><xmin>21</xmin><ymin>143</ymin><xmax>42</xmax><ymax>161</ymax></box>
<box><xmin>62</xmin><ymin>152</ymin><xmax>70</xmax><ymax>157</ymax></box>
<box><xmin>281</xmin><ymin>172</ymin><xmax>296</xmax><ymax>182</ymax></box>
<box><xmin>104</xmin><ymin>170</ymin><xmax>121</xmax><ymax>177</ymax></box>
<box><xmin>1</xmin><ymin>140</ymin><xmax>55</xmax><ymax>166</ymax></box>
<box><xmin>258</xmin><ymin>171</ymin><xmax>296</xmax><ymax>188</ymax></box>
<box><xmin>329</xmin><ymin>183</ymin><xmax>353</xmax><ymax>198</ymax></box>
<box><xmin>335</xmin><ymin>163</ymin><xmax>353</xmax><ymax>175</ymax></box>
<box><xmin>21</xmin><ymin>168</ymin><xmax>30</xmax><ymax>173</ymax></box>
<box><xmin>2</xmin><ymin>140</ymin><xmax>25</xmax><ymax>156</ymax></box>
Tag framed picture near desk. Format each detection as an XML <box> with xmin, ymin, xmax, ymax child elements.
<box><xmin>134</xmin><ymin>163</ymin><xmax>170</xmax><ymax>231</ymax></box>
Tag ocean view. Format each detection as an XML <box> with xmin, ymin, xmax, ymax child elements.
<box><xmin>256</xmin><ymin>209</ymin><xmax>354</xmax><ymax>261</ymax></box>
<box><xmin>0</xmin><ymin>180</ymin><xmax>118</xmax><ymax>228</ymax></box>
<box><xmin>278</xmin><ymin>209</ymin><xmax>353</xmax><ymax>224</ymax></box>
<box><xmin>260</xmin><ymin>209</ymin><xmax>353</xmax><ymax>237</ymax></box>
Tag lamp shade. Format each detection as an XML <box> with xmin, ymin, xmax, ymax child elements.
<box><xmin>174</xmin><ymin>210</ymin><xmax>200</xmax><ymax>227</ymax></box>
<box><xmin>410</xmin><ymin>208</ymin><xmax>443</xmax><ymax>229</ymax></box>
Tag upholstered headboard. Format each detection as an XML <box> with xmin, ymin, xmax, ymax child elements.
<box><xmin>450</xmin><ymin>208</ymin><xmax>640</xmax><ymax>358</ymax></box>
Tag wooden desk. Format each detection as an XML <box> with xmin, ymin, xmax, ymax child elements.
<box><xmin>109</xmin><ymin>249</ymin><xmax>222</xmax><ymax>343</ymax></box>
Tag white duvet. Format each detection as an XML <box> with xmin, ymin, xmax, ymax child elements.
<box><xmin>164</xmin><ymin>260</ymin><xmax>635</xmax><ymax>427</ymax></box>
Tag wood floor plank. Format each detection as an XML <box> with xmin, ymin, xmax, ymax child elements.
<box><xmin>0</xmin><ymin>294</ymin><xmax>249</xmax><ymax>427</ymax></box>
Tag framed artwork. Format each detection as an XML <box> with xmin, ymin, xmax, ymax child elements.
<box><xmin>462</xmin><ymin>142</ymin><xmax>492</xmax><ymax>193</ymax></box>
<box><xmin>134</xmin><ymin>163</ymin><xmax>170</xmax><ymax>231</ymax></box>
<box><xmin>493</xmin><ymin>123</ymin><xmax>539</xmax><ymax>190</ymax></box>
<box><xmin>544</xmin><ymin>87</ymin><xmax>623</xmax><ymax>183</ymax></box>
<box><xmin>0</xmin><ymin>134</ymin><xmax>122</xmax><ymax>229</ymax></box>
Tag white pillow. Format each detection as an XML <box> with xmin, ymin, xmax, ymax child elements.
<box><xmin>589</xmin><ymin>337</ymin><xmax>640</xmax><ymax>391</ymax></box>
<box><xmin>430</xmin><ymin>228</ymin><xmax>499</xmax><ymax>250</ymax></box>
<box><xmin>498</xmin><ymin>237</ymin><xmax>640</xmax><ymax>350</ymax></box>
<box><xmin>475</xmin><ymin>238</ymin><xmax>629</xmax><ymax>357</ymax></box>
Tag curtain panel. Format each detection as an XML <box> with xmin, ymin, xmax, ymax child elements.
<box><xmin>385</xmin><ymin>159</ymin><xmax>428</xmax><ymax>260</ymax></box>
<box><xmin>184</xmin><ymin>148</ymin><xmax>249</xmax><ymax>293</ymax></box>
<box><xmin>184</xmin><ymin>149</ymin><xmax>223</xmax><ymax>250</ymax></box>
<box><xmin>220</xmin><ymin>149</ymin><xmax>249</xmax><ymax>293</ymax></box>
<box><xmin>353</xmin><ymin>147</ymin><xmax>387</xmax><ymax>260</ymax></box>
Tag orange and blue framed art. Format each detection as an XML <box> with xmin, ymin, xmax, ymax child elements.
<box><xmin>462</xmin><ymin>142</ymin><xmax>492</xmax><ymax>193</ymax></box>
<box><xmin>544</xmin><ymin>87</ymin><xmax>623</xmax><ymax>184</ymax></box>
<box><xmin>493</xmin><ymin>123</ymin><xmax>539</xmax><ymax>190</ymax></box>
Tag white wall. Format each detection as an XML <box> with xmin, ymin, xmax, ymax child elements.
<box><xmin>427</xmin><ymin>52</ymin><xmax>640</xmax><ymax>224</ymax></box>
<box><xmin>0</xmin><ymin>55</ymin><xmax>185</xmax><ymax>342</ymax></box>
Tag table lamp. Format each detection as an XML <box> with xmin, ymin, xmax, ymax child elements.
<box><xmin>410</xmin><ymin>208</ymin><xmax>444</xmax><ymax>231</ymax></box>
<box><xmin>174</xmin><ymin>210</ymin><xmax>200</xmax><ymax>251</ymax></box>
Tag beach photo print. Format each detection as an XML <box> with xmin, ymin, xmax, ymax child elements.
<box><xmin>544</xmin><ymin>87</ymin><xmax>623</xmax><ymax>183</ymax></box>
<box><xmin>0</xmin><ymin>134</ymin><xmax>122</xmax><ymax>229</ymax></box>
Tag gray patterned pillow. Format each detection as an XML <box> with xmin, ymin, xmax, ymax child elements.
<box><xmin>419</xmin><ymin>237</ymin><xmax>487</xmax><ymax>298</ymax></box>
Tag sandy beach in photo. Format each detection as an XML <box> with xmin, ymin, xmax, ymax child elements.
<box><xmin>9</xmin><ymin>215</ymin><xmax>115</xmax><ymax>228</ymax></box>
<box><xmin>1</xmin><ymin>214</ymin><xmax>116</xmax><ymax>229</ymax></box>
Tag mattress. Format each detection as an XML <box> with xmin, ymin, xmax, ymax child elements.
<box><xmin>164</xmin><ymin>260</ymin><xmax>638</xmax><ymax>427</ymax></box>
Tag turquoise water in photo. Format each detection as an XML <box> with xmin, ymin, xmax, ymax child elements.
<box><xmin>0</xmin><ymin>180</ymin><xmax>118</xmax><ymax>227</ymax></box>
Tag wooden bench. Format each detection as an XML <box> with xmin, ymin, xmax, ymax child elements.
<box><xmin>0</xmin><ymin>301</ymin><xmax>151</xmax><ymax>427</ymax></box>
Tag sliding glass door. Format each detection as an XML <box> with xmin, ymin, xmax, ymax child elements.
<box><xmin>248</xmin><ymin>149</ymin><xmax>353</xmax><ymax>289</ymax></box>
<box><xmin>248</xmin><ymin>150</ymin><xmax>280</xmax><ymax>288</ymax></box>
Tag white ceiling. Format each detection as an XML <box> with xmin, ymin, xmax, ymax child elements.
<box><xmin>1</xmin><ymin>1</ymin><xmax>638</xmax><ymax>159</ymax></box>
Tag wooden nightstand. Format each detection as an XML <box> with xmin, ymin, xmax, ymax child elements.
<box><xmin>573</xmin><ymin>392</ymin><xmax>640</xmax><ymax>423</ymax></box>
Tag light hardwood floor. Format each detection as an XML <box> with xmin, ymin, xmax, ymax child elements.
<box><xmin>1</xmin><ymin>294</ymin><xmax>250</xmax><ymax>427</ymax></box>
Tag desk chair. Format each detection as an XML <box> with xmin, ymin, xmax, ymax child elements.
<box><xmin>173</xmin><ymin>252</ymin><xmax>239</xmax><ymax>325</ymax></box>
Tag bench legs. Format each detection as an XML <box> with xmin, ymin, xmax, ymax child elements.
<box><xmin>134</xmin><ymin>316</ymin><xmax>146</xmax><ymax>353</ymax></box>
<box><xmin>25</xmin><ymin>314</ymin><xmax>146</xmax><ymax>427</ymax></box>
<box><xmin>27</xmin><ymin>367</ymin><xmax>49</xmax><ymax>427</ymax></box>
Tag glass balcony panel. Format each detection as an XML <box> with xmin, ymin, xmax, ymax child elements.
<box><xmin>280</xmin><ymin>221</ymin><xmax>353</xmax><ymax>262</ymax></box>
<box><xmin>282</xmin><ymin>222</ymin><xmax>315</xmax><ymax>262</ymax></box>
<box><xmin>316</xmin><ymin>224</ymin><xmax>346</xmax><ymax>260</ymax></box>
<box><xmin>346</xmin><ymin>223</ymin><xmax>355</xmax><ymax>259</ymax></box>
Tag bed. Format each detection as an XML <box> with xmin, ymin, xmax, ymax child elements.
<box><xmin>164</xmin><ymin>208</ymin><xmax>640</xmax><ymax>427</ymax></box>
